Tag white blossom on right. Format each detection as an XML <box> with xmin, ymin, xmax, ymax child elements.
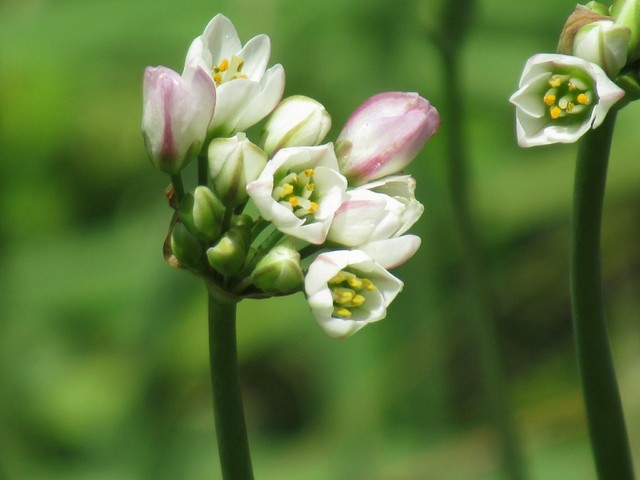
<box><xmin>509</xmin><ymin>53</ymin><xmax>624</xmax><ymax>147</ymax></box>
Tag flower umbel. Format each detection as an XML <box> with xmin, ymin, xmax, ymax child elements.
<box><xmin>509</xmin><ymin>53</ymin><xmax>624</xmax><ymax>147</ymax></box>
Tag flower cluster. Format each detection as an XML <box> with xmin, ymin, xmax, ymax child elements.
<box><xmin>509</xmin><ymin>1</ymin><xmax>640</xmax><ymax>147</ymax></box>
<box><xmin>142</xmin><ymin>14</ymin><xmax>440</xmax><ymax>338</ymax></box>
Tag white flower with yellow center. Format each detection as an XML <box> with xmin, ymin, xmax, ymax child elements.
<box><xmin>305</xmin><ymin>250</ymin><xmax>404</xmax><ymax>338</ymax></box>
<box><xmin>185</xmin><ymin>14</ymin><xmax>285</xmax><ymax>136</ymax></box>
<box><xmin>509</xmin><ymin>53</ymin><xmax>624</xmax><ymax>147</ymax></box>
<box><xmin>246</xmin><ymin>144</ymin><xmax>347</xmax><ymax>244</ymax></box>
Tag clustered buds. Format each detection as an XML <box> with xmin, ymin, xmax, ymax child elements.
<box><xmin>510</xmin><ymin>0</ymin><xmax>640</xmax><ymax>147</ymax></box>
<box><xmin>143</xmin><ymin>14</ymin><xmax>440</xmax><ymax>338</ymax></box>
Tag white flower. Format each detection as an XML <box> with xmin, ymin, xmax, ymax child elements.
<box><xmin>246</xmin><ymin>144</ymin><xmax>347</xmax><ymax>244</ymax></box>
<box><xmin>185</xmin><ymin>14</ymin><xmax>285</xmax><ymax>136</ymax></box>
<box><xmin>305</xmin><ymin>250</ymin><xmax>403</xmax><ymax>338</ymax></box>
<box><xmin>327</xmin><ymin>175</ymin><xmax>423</xmax><ymax>247</ymax></box>
<box><xmin>509</xmin><ymin>54</ymin><xmax>624</xmax><ymax>147</ymax></box>
<box><xmin>142</xmin><ymin>65</ymin><xmax>216</xmax><ymax>174</ymax></box>
<box><xmin>260</xmin><ymin>95</ymin><xmax>332</xmax><ymax>156</ymax></box>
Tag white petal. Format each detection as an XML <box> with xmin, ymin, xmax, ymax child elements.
<box><xmin>360</xmin><ymin>235</ymin><xmax>422</xmax><ymax>269</ymax></box>
<box><xmin>234</xmin><ymin>64</ymin><xmax>286</xmax><ymax>132</ymax></box>
<box><xmin>201</xmin><ymin>14</ymin><xmax>242</xmax><ymax>63</ymax></box>
<box><xmin>236</xmin><ymin>34</ymin><xmax>271</xmax><ymax>79</ymax></box>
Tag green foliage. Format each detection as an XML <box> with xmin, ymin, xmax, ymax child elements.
<box><xmin>2</xmin><ymin>0</ymin><xmax>640</xmax><ymax>478</ymax></box>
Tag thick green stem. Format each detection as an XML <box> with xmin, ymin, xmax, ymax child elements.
<box><xmin>437</xmin><ymin>44</ymin><xmax>528</xmax><ymax>480</ymax></box>
<box><xmin>208</xmin><ymin>293</ymin><xmax>254</xmax><ymax>480</ymax></box>
<box><xmin>170</xmin><ymin>173</ymin><xmax>185</xmax><ymax>203</ymax></box>
<box><xmin>571</xmin><ymin>112</ymin><xmax>634</xmax><ymax>480</ymax></box>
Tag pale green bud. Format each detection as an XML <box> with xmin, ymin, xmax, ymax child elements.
<box><xmin>206</xmin><ymin>228</ymin><xmax>248</xmax><ymax>276</ymax></box>
<box><xmin>251</xmin><ymin>240</ymin><xmax>304</xmax><ymax>293</ymax></box>
<box><xmin>208</xmin><ymin>133</ymin><xmax>268</xmax><ymax>207</ymax></box>
<box><xmin>612</xmin><ymin>0</ymin><xmax>640</xmax><ymax>62</ymax></box>
<box><xmin>170</xmin><ymin>222</ymin><xmax>205</xmax><ymax>271</ymax></box>
<box><xmin>179</xmin><ymin>186</ymin><xmax>225</xmax><ymax>242</ymax></box>
<box><xmin>574</xmin><ymin>20</ymin><xmax>631</xmax><ymax>76</ymax></box>
<box><xmin>260</xmin><ymin>96</ymin><xmax>332</xmax><ymax>156</ymax></box>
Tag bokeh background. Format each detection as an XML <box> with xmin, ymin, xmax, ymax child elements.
<box><xmin>1</xmin><ymin>0</ymin><xmax>640</xmax><ymax>478</ymax></box>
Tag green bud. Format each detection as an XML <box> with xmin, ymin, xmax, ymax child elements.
<box><xmin>206</xmin><ymin>228</ymin><xmax>248</xmax><ymax>276</ymax></box>
<box><xmin>170</xmin><ymin>222</ymin><xmax>205</xmax><ymax>271</ymax></box>
<box><xmin>231</xmin><ymin>213</ymin><xmax>254</xmax><ymax>230</ymax></box>
<box><xmin>179</xmin><ymin>186</ymin><xmax>225</xmax><ymax>242</ymax></box>
<box><xmin>612</xmin><ymin>0</ymin><xmax>640</xmax><ymax>61</ymax></box>
<box><xmin>251</xmin><ymin>240</ymin><xmax>304</xmax><ymax>293</ymax></box>
<box><xmin>208</xmin><ymin>133</ymin><xmax>268</xmax><ymax>207</ymax></box>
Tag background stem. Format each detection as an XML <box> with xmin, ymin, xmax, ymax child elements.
<box><xmin>434</xmin><ymin>27</ymin><xmax>528</xmax><ymax>480</ymax></box>
<box><xmin>208</xmin><ymin>292</ymin><xmax>254</xmax><ymax>480</ymax></box>
<box><xmin>571</xmin><ymin>112</ymin><xmax>634</xmax><ymax>480</ymax></box>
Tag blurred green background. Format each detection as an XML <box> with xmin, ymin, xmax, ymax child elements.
<box><xmin>2</xmin><ymin>0</ymin><xmax>640</xmax><ymax>478</ymax></box>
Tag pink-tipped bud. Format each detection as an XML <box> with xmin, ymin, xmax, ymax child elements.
<box><xmin>335</xmin><ymin>92</ymin><xmax>440</xmax><ymax>185</ymax></box>
<box><xmin>142</xmin><ymin>65</ymin><xmax>216</xmax><ymax>175</ymax></box>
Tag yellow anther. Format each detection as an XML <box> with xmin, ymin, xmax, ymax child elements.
<box><xmin>543</xmin><ymin>94</ymin><xmax>556</xmax><ymax>106</ymax></box>
<box><xmin>332</xmin><ymin>288</ymin><xmax>355</xmax><ymax>304</ymax></box>
<box><xmin>288</xmin><ymin>197</ymin><xmax>299</xmax><ymax>208</ymax></box>
<box><xmin>568</xmin><ymin>82</ymin><xmax>577</xmax><ymax>91</ymax></box>
<box><xmin>218</xmin><ymin>58</ymin><xmax>229</xmax><ymax>72</ymax></box>
<box><xmin>213</xmin><ymin>73</ymin><xmax>222</xmax><ymax>85</ymax></box>
<box><xmin>236</xmin><ymin>60</ymin><xmax>245</xmax><ymax>72</ymax></box>
<box><xmin>577</xmin><ymin>93</ymin><xmax>589</xmax><ymax>105</ymax></box>
<box><xmin>329</xmin><ymin>272</ymin><xmax>348</xmax><ymax>284</ymax></box>
<box><xmin>347</xmin><ymin>277</ymin><xmax>363</xmax><ymax>289</ymax></box>
<box><xmin>304</xmin><ymin>169</ymin><xmax>314</xmax><ymax>177</ymax></box>
<box><xmin>308</xmin><ymin>202</ymin><xmax>319</xmax><ymax>214</ymax></box>
<box><xmin>550</xmin><ymin>106</ymin><xmax>562</xmax><ymax>119</ymax></box>
<box><xmin>548</xmin><ymin>77</ymin><xmax>562</xmax><ymax>88</ymax></box>
<box><xmin>333</xmin><ymin>307</ymin><xmax>352</xmax><ymax>319</ymax></box>
<box><xmin>350</xmin><ymin>294</ymin><xmax>365</xmax><ymax>307</ymax></box>
<box><xmin>279</xmin><ymin>183</ymin><xmax>294</xmax><ymax>198</ymax></box>
<box><xmin>238</xmin><ymin>74</ymin><xmax>248</xmax><ymax>80</ymax></box>
<box><xmin>306</xmin><ymin>183</ymin><xmax>315</xmax><ymax>192</ymax></box>
<box><xmin>361</xmin><ymin>278</ymin><xmax>376</xmax><ymax>291</ymax></box>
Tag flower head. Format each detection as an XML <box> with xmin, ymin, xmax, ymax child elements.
<box><xmin>335</xmin><ymin>92</ymin><xmax>440</xmax><ymax>185</ymax></box>
<box><xmin>142</xmin><ymin>65</ymin><xmax>216</xmax><ymax>174</ymax></box>
<box><xmin>305</xmin><ymin>250</ymin><xmax>403</xmax><ymax>338</ymax></box>
<box><xmin>185</xmin><ymin>14</ymin><xmax>285</xmax><ymax>136</ymax></box>
<box><xmin>509</xmin><ymin>53</ymin><xmax>624</xmax><ymax>147</ymax></box>
<box><xmin>246</xmin><ymin>144</ymin><xmax>347</xmax><ymax>244</ymax></box>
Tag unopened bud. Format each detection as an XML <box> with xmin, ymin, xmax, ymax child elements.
<box><xmin>251</xmin><ymin>240</ymin><xmax>304</xmax><ymax>293</ymax></box>
<box><xmin>260</xmin><ymin>96</ymin><xmax>332</xmax><ymax>156</ymax></box>
<box><xmin>179</xmin><ymin>186</ymin><xmax>225</xmax><ymax>242</ymax></box>
<box><xmin>171</xmin><ymin>222</ymin><xmax>205</xmax><ymax>271</ymax></box>
<box><xmin>612</xmin><ymin>0</ymin><xmax>640</xmax><ymax>62</ymax></box>
<box><xmin>206</xmin><ymin>227</ymin><xmax>248</xmax><ymax>276</ymax></box>
<box><xmin>208</xmin><ymin>133</ymin><xmax>268</xmax><ymax>207</ymax></box>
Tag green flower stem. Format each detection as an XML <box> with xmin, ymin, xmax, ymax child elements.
<box><xmin>198</xmin><ymin>150</ymin><xmax>208</xmax><ymax>186</ymax></box>
<box><xmin>571</xmin><ymin>111</ymin><xmax>634</xmax><ymax>480</ymax></box>
<box><xmin>170</xmin><ymin>173</ymin><xmax>185</xmax><ymax>203</ymax></box>
<box><xmin>436</xmin><ymin>37</ymin><xmax>528</xmax><ymax>480</ymax></box>
<box><xmin>208</xmin><ymin>293</ymin><xmax>254</xmax><ymax>480</ymax></box>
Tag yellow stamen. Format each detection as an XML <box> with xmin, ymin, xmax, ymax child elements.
<box><xmin>548</xmin><ymin>77</ymin><xmax>562</xmax><ymax>88</ymax></box>
<box><xmin>289</xmin><ymin>197</ymin><xmax>299</xmax><ymax>208</ymax></box>
<box><xmin>550</xmin><ymin>106</ymin><xmax>562</xmax><ymax>119</ymax></box>
<box><xmin>568</xmin><ymin>82</ymin><xmax>577</xmax><ymax>91</ymax></box>
<box><xmin>213</xmin><ymin>73</ymin><xmax>222</xmax><ymax>85</ymax></box>
<box><xmin>361</xmin><ymin>278</ymin><xmax>376</xmax><ymax>291</ymax></box>
<box><xmin>329</xmin><ymin>272</ymin><xmax>348</xmax><ymax>284</ymax></box>
<box><xmin>543</xmin><ymin>94</ymin><xmax>556</xmax><ymax>106</ymax></box>
<box><xmin>577</xmin><ymin>93</ymin><xmax>589</xmax><ymax>105</ymax></box>
<box><xmin>350</xmin><ymin>294</ymin><xmax>365</xmax><ymax>307</ymax></box>
<box><xmin>279</xmin><ymin>183</ymin><xmax>294</xmax><ymax>198</ymax></box>
<box><xmin>304</xmin><ymin>169</ymin><xmax>314</xmax><ymax>177</ymax></box>
<box><xmin>333</xmin><ymin>307</ymin><xmax>352</xmax><ymax>319</ymax></box>
<box><xmin>347</xmin><ymin>277</ymin><xmax>363</xmax><ymax>289</ymax></box>
<box><xmin>308</xmin><ymin>202</ymin><xmax>319</xmax><ymax>214</ymax></box>
<box><xmin>218</xmin><ymin>58</ymin><xmax>229</xmax><ymax>72</ymax></box>
<box><xmin>333</xmin><ymin>288</ymin><xmax>355</xmax><ymax>304</ymax></box>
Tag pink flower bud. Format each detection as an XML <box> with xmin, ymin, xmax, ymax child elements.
<box><xmin>335</xmin><ymin>92</ymin><xmax>440</xmax><ymax>185</ymax></box>
<box><xmin>142</xmin><ymin>65</ymin><xmax>216</xmax><ymax>175</ymax></box>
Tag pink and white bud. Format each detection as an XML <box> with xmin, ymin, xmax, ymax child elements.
<box><xmin>335</xmin><ymin>92</ymin><xmax>440</xmax><ymax>185</ymax></box>
<box><xmin>142</xmin><ymin>65</ymin><xmax>216</xmax><ymax>175</ymax></box>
